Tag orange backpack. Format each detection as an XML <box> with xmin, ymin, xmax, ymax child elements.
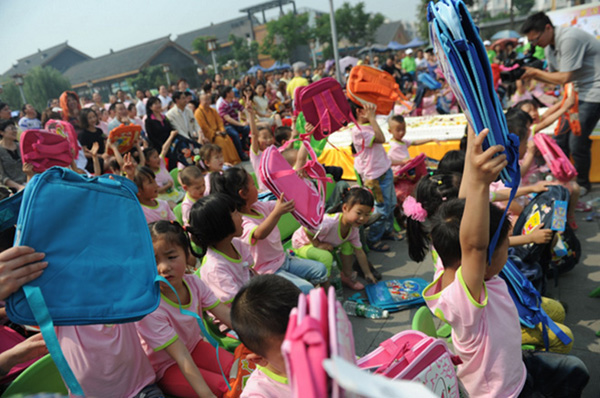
<box><xmin>223</xmin><ymin>343</ymin><xmax>256</xmax><ymax>398</ymax></box>
<box><xmin>346</xmin><ymin>65</ymin><xmax>411</xmax><ymax>114</ymax></box>
<box><xmin>554</xmin><ymin>83</ymin><xmax>581</xmax><ymax>136</ymax></box>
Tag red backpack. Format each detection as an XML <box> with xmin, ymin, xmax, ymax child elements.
<box><xmin>294</xmin><ymin>78</ymin><xmax>357</xmax><ymax>140</ymax></box>
<box><xmin>20</xmin><ymin>129</ymin><xmax>75</xmax><ymax>172</ymax></box>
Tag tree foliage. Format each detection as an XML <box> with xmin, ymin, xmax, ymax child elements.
<box><xmin>126</xmin><ymin>65</ymin><xmax>173</xmax><ymax>92</ymax></box>
<box><xmin>192</xmin><ymin>36</ymin><xmax>218</xmax><ymax>58</ymax></box>
<box><xmin>335</xmin><ymin>2</ymin><xmax>384</xmax><ymax>46</ymax></box>
<box><xmin>0</xmin><ymin>66</ymin><xmax>71</xmax><ymax>111</ymax></box>
<box><xmin>260</xmin><ymin>11</ymin><xmax>312</xmax><ymax>61</ymax></box>
<box><xmin>229</xmin><ymin>34</ymin><xmax>260</xmax><ymax>71</ymax></box>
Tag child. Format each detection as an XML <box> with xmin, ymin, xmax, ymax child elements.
<box><xmin>387</xmin><ymin>115</ymin><xmax>439</xmax><ymax>174</ymax></box>
<box><xmin>291</xmin><ymin>187</ymin><xmax>377</xmax><ymax>290</ymax></box>
<box><xmin>188</xmin><ymin>193</ymin><xmax>253</xmax><ymax>305</ymax></box>
<box><xmin>180</xmin><ymin>165</ymin><xmax>206</xmax><ymax>226</ymax></box>
<box><xmin>136</xmin><ymin>221</ymin><xmax>235</xmax><ymax>398</ymax></box>
<box><xmin>422</xmin><ymin>127</ymin><xmax>588</xmax><ymax>397</ymax></box>
<box><xmin>231</xmin><ymin>275</ymin><xmax>301</xmax><ymax>398</ymax></box>
<box><xmin>124</xmin><ymin>158</ymin><xmax>175</xmax><ymax>224</ymax></box>
<box><xmin>349</xmin><ymin>102</ymin><xmax>397</xmax><ymax>251</ymax></box>
<box><xmin>144</xmin><ymin>130</ymin><xmax>184</xmax><ymax>203</ymax></box>
<box><xmin>247</xmin><ymin>105</ymin><xmax>274</xmax><ymax>192</ymax></box>
<box><xmin>196</xmin><ymin>144</ymin><xmax>226</xmax><ymax>196</ymax></box>
<box><xmin>211</xmin><ymin>167</ymin><xmax>328</xmax><ymax>294</ymax></box>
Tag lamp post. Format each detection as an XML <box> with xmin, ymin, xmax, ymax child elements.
<box><xmin>309</xmin><ymin>40</ymin><xmax>317</xmax><ymax>69</ymax></box>
<box><xmin>12</xmin><ymin>74</ymin><xmax>26</xmax><ymax>105</ymax></box>
<box><xmin>86</xmin><ymin>80</ymin><xmax>94</xmax><ymax>96</ymax></box>
<box><xmin>207</xmin><ymin>38</ymin><xmax>218</xmax><ymax>74</ymax></box>
<box><xmin>162</xmin><ymin>64</ymin><xmax>171</xmax><ymax>87</ymax></box>
<box><xmin>328</xmin><ymin>0</ymin><xmax>343</xmax><ymax>83</ymax></box>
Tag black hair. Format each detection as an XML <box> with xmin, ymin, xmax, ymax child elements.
<box><xmin>430</xmin><ymin>198</ymin><xmax>512</xmax><ymax>268</ymax></box>
<box><xmin>0</xmin><ymin>102</ymin><xmax>8</xmax><ymax>112</ymax></box>
<box><xmin>109</xmin><ymin>101</ymin><xmax>124</xmax><ymax>113</ymax></box>
<box><xmin>406</xmin><ymin>172</ymin><xmax>461</xmax><ymax>262</ymax></box>
<box><xmin>274</xmin><ymin>126</ymin><xmax>292</xmax><ymax>146</ymax></box>
<box><xmin>231</xmin><ymin>275</ymin><xmax>301</xmax><ymax>357</ymax></box>
<box><xmin>0</xmin><ymin>119</ymin><xmax>16</xmax><ymax>132</ymax></box>
<box><xmin>513</xmin><ymin>99</ymin><xmax>539</xmax><ymax>111</ymax></box>
<box><xmin>329</xmin><ymin>186</ymin><xmax>374</xmax><ymax>214</ymax></box>
<box><xmin>179</xmin><ymin>165</ymin><xmax>203</xmax><ymax>186</ymax></box>
<box><xmin>202</xmin><ymin>83</ymin><xmax>213</xmax><ymax>93</ymax></box>
<box><xmin>146</xmin><ymin>97</ymin><xmax>161</xmax><ymax>116</ymax></box>
<box><xmin>505</xmin><ymin>108</ymin><xmax>533</xmax><ymax>141</ymax></box>
<box><xmin>459</xmin><ymin>129</ymin><xmax>468</xmax><ymax>152</ymax></box>
<box><xmin>143</xmin><ymin>146</ymin><xmax>158</xmax><ymax>160</ymax></box>
<box><xmin>521</xmin><ymin>12</ymin><xmax>553</xmax><ymax>35</ymax></box>
<box><xmin>347</xmin><ymin>99</ymin><xmax>362</xmax><ymax>119</ymax></box>
<box><xmin>211</xmin><ymin>167</ymin><xmax>251</xmax><ymax>211</ymax></box>
<box><xmin>390</xmin><ymin>114</ymin><xmax>405</xmax><ymax>125</ymax></box>
<box><xmin>220</xmin><ymin>86</ymin><xmax>233</xmax><ymax>98</ymax></box>
<box><xmin>133</xmin><ymin>166</ymin><xmax>155</xmax><ymax>191</ymax></box>
<box><xmin>187</xmin><ymin>194</ymin><xmax>237</xmax><ymax>252</ymax></box>
<box><xmin>148</xmin><ymin>220</ymin><xmax>192</xmax><ymax>260</ymax></box>
<box><xmin>437</xmin><ymin>150</ymin><xmax>465</xmax><ymax>174</ymax></box>
<box><xmin>172</xmin><ymin>91</ymin><xmax>185</xmax><ymax>101</ymax></box>
<box><xmin>242</xmin><ymin>85</ymin><xmax>255</xmax><ymax>100</ymax></box>
<box><xmin>127</xmin><ymin>103</ymin><xmax>136</xmax><ymax>112</ymax></box>
<box><xmin>79</xmin><ymin>108</ymin><xmax>98</xmax><ymax>130</ymax></box>
<box><xmin>177</xmin><ymin>78</ymin><xmax>188</xmax><ymax>85</ymax></box>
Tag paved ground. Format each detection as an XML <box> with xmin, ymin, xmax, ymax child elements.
<box><xmin>343</xmin><ymin>187</ymin><xmax>600</xmax><ymax>398</ymax></box>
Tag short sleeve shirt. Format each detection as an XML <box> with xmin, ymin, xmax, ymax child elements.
<box><xmin>388</xmin><ymin>139</ymin><xmax>412</xmax><ymax>174</ymax></box>
<box><xmin>250</xmin><ymin>148</ymin><xmax>268</xmax><ymax>191</ymax></box>
<box><xmin>18</xmin><ymin>117</ymin><xmax>42</xmax><ymax>130</ymax></box>
<box><xmin>241</xmin><ymin>365</ymin><xmax>291</xmax><ymax>398</ymax></box>
<box><xmin>154</xmin><ymin>157</ymin><xmax>172</xmax><ymax>188</ymax></box>
<box><xmin>241</xmin><ymin>201</ymin><xmax>285</xmax><ymax>274</ymax></box>
<box><xmin>198</xmin><ymin>238</ymin><xmax>253</xmax><ymax>305</ymax></box>
<box><xmin>546</xmin><ymin>26</ymin><xmax>600</xmax><ymax>102</ymax></box>
<box><xmin>351</xmin><ymin>124</ymin><xmax>391</xmax><ymax>180</ymax></box>
<box><xmin>135</xmin><ymin>274</ymin><xmax>219</xmax><ymax>379</ymax></box>
<box><xmin>181</xmin><ymin>193</ymin><xmax>196</xmax><ymax>226</ymax></box>
<box><xmin>292</xmin><ymin>213</ymin><xmax>361</xmax><ymax>250</ymax></box>
<box><xmin>218</xmin><ymin>99</ymin><xmax>244</xmax><ymax>125</ymax></box>
<box><xmin>423</xmin><ymin>268</ymin><xmax>526</xmax><ymax>397</ymax></box>
<box><xmin>141</xmin><ymin>199</ymin><xmax>176</xmax><ymax>224</ymax></box>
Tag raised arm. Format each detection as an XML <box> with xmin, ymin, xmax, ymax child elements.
<box><xmin>364</xmin><ymin>104</ymin><xmax>386</xmax><ymax>144</ymax></box>
<box><xmin>252</xmin><ymin>195</ymin><xmax>295</xmax><ymax>240</ymax></box>
<box><xmin>160</xmin><ymin>130</ymin><xmax>179</xmax><ymax>159</ymax></box>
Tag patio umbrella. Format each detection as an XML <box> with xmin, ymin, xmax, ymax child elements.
<box><xmin>246</xmin><ymin>65</ymin><xmax>265</xmax><ymax>74</ymax></box>
<box><xmin>491</xmin><ymin>30</ymin><xmax>521</xmax><ymax>40</ymax></box>
<box><xmin>339</xmin><ymin>56</ymin><xmax>358</xmax><ymax>72</ymax></box>
<box><xmin>491</xmin><ymin>38</ymin><xmax>518</xmax><ymax>49</ymax></box>
<box><xmin>387</xmin><ymin>41</ymin><xmax>404</xmax><ymax>50</ymax></box>
<box><xmin>404</xmin><ymin>37</ymin><xmax>427</xmax><ymax>48</ymax></box>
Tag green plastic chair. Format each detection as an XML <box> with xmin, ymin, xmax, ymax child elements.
<box><xmin>173</xmin><ymin>203</ymin><xmax>183</xmax><ymax>224</ymax></box>
<box><xmin>325</xmin><ymin>173</ymin><xmax>335</xmax><ymax>202</ymax></box>
<box><xmin>169</xmin><ymin>168</ymin><xmax>181</xmax><ymax>191</ymax></box>
<box><xmin>2</xmin><ymin>354</ymin><xmax>67</xmax><ymax>397</ymax></box>
<box><xmin>201</xmin><ymin>312</ymin><xmax>241</xmax><ymax>353</ymax></box>
<box><xmin>278</xmin><ymin>212</ymin><xmax>301</xmax><ymax>242</ymax></box>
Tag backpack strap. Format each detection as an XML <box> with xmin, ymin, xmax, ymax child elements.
<box><xmin>22</xmin><ymin>285</ymin><xmax>85</xmax><ymax>396</ymax></box>
<box><xmin>157</xmin><ymin>276</ymin><xmax>232</xmax><ymax>390</ymax></box>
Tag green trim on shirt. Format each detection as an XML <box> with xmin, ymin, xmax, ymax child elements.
<box><xmin>154</xmin><ymin>335</ymin><xmax>178</xmax><ymax>352</ymax></box>
<box><xmin>204</xmin><ymin>300</ymin><xmax>220</xmax><ymax>311</ymax></box>
<box><xmin>141</xmin><ymin>200</ymin><xmax>160</xmax><ymax>210</ymax></box>
<box><xmin>257</xmin><ymin>365</ymin><xmax>288</xmax><ymax>385</ymax></box>
<box><xmin>457</xmin><ymin>267</ymin><xmax>488</xmax><ymax>308</ymax></box>
<box><xmin>336</xmin><ymin>214</ymin><xmax>351</xmax><ymax>242</ymax></box>
<box><xmin>247</xmin><ymin>226</ymin><xmax>259</xmax><ymax>247</ymax></box>
<box><xmin>162</xmin><ymin>279</ymin><xmax>193</xmax><ymax>309</ymax></box>
<box><xmin>184</xmin><ymin>192</ymin><xmax>197</xmax><ymax>204</ymax></box>
<box><xmin>423</xmin><ymin>272</ymin><xmax>444</xmax><ymax>300</ymax></box>
<box><xmin>211</xmin><ymin>245</ymin><xmax>243</xmax><ymax>263</ymax></box>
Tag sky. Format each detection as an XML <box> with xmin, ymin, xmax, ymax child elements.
<box><xmin>0</xmin><ymin>0</ymin><xmax>418</xmax><ymax>74</ymax></box>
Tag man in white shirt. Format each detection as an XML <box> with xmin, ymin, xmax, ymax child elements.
<box><xmin>166</xmin><ymin>91</ymin><xmax>207</xmax><ymax>144</ymax></box>
<box><xmin>107</xmin><ymin>102</ymin><xmax>132</xmax><ymax>132</ymax></box>
<box><xmin>158</xmin><ymin>85</ymin><xmax>172</xmax><ymax>114</ymax></box>
<box><xmin>18</xmin><ymin>104</ymin><xmax>42</xmax><ymax>130</ymax></box>
<box><xmin>135</xmin><ymin>90</ymin><xmax>146</xmax><ymax>118</ymax></box>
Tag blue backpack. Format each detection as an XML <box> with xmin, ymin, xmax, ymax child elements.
<box><xmin>500</xmin><ymin>257</ymin><xmax>572</xmax><ymax>351</ymax></box>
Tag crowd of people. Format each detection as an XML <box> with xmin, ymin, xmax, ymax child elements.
<box><xmin>0</xmin><ymin>9</ymin><xmax>597</xmax><ymax>398</ymax></box>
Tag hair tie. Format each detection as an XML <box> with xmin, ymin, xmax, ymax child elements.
<box><xmin>403</xmin><ymin>196</ymin><xmax>428</xmax><ymax>222</ymax></box>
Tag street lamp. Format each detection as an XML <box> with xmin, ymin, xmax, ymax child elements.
<box><xmin>12</xmin><ymin>74</ymin><xmax>26</xmax><ymax>105</ymax></box>
<box><xmin>162</xmin><ymin>64</ymin><xmax>171</xmax><ymax>86</ymax></box>
<box><xmin>207</xmin><ymin>38</ymin><xmax>218</xmax><ymax>74</ymax></box>
<box><xmin>328</xmin><ymin>0</ymin><xmax>343</xmax><ymax>83</ymax></box>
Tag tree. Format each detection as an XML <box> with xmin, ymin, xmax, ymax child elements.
<box><xmin>417</xmin><ymin>0</ymin><xmax>474</xmax><ymax>45</ymax></box>
<box><xmin>0</xmin><ymin>66</ymin><xmax>71</xmax><ymax>111</ymax></box>
<box><xmin>314</xmin><ymin>14</ymin><xmax>334</xmax><ymax>59</ymax></box>
<box><xmin>335</xmin><ymin>2</ymin><xmax>384</xmax><ymax>47</ymax></box>
<box><xmin>260</xmin><ymin>11</ymin><xmax>312</xmax><ymax>61</ymax></box>
<box><xmin>126</xmin><ymin>65</ymin><xmax>172</xmax><ymax>92</ymax></box>
<box><xmin>192</xmin><ymin>36</ymin><xmax>217</xmax><ymax>58</ymax></box>
<box><xmin>229</xmin><ymin>34</ymin><xmax>259</xmax><ymax>71</ymax></box>
<box><xmin>514</xmin><ymin>0</ymin><xmax>535</xmax><ymax>15</ymax></box>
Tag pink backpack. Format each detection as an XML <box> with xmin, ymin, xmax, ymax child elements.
<box><xmin>533</xmin><ymin>133</ymin><xmax>577</xmax><ymax>182</ymax></box>
<box><xmin>20</xmin><ymin>129</ymin><xmax>75</xmax><ymax>172</ymax></box>
<box><xmin>282</xmin><ymin>287</ymin><xmax>356</xmax><ymax>398</ymax></box>
<box><xmin>258</xmin><ymin>140</ymin><xmax>330</xmax><ymax>229</ymax></box>
<box><xmin>294</xmin><ymin>78</ymin><xmax>357</xmax><ymax>140</ymax></box>
<box><xmin>357</xmin><ymin>330</ymin><xmax>461</xmax><ymax>398</ymax></box>
<box><xmin>44</xmin><ymin>119</ymin><xmax>80</xmax><ymax>160</ymax></box>
<box><xmin>394</xmin><ymin>153</ymin><xmax>427</xmax><ymax>180</ymax></box>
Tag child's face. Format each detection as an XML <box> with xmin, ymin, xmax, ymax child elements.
<box><xmin>521</xmin><ymin>104</ymin><xmax>540</xmax><ymax>124</ymax></box>
<box><xmin>518</xmin><ymin>123</ymin><xmax>532</xmax><ymax>159</ymax></box>
<box><xmin>232</xmin><ymin>210</ymin><xmax>243</xmax><ymax>237</ymax></box>
<box><xmin>241</xmin><ymin>176</ymin><xmax>258</xmax><ymax>207</ymax></box>
<box><xmin>485</xmin><ymin>236</ymin><xmax>509</xmax><ymax>280</ymax></box>
<box><xmin>342</xmin><ymin>203</ymin><xmax>372</xmax><ymax>228</ymax></box>
<box><xmin>388</xmin><ymin>120</ymin><xmax>406</xmax><ymax>141</ymax></box>
<box><xmin>154</xmin><ymin>237</ymin><xmax>188</xmax><ymax>289</ymax></box>
<box><xmin>207</xmin><ymin>152</ymin><xmax>224</xmax><ymax>172</ymax></box>
<box><xmin>138</xmin><ymin>177</ymin><xmax>158</xmax><ymax>200</ymax></box>
<box><xmin>258</xmin><ymin>129</ymin><xmax>274</xmax><ymax>151</ymax></box>
<box><xmin>185</xmin><ymin>177</ymin><xmax>206</xmax><ymax>201</ymax></box>
<box><xmin>147</xmin><ymin>151</ymin><xmax>161</xmax><ymax>169</ymax></box>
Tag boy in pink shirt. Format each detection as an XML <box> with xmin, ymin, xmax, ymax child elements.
<box><xmin>179</xmin><ymin>165</ymin><xmax>205</xmax><ymax>225</ymax></box>
<box><xmin>423</xmin><ymin>127</ymin><xmax>588</xmax><ymax>397</ymax></box>
<box><xmin>231</xmin><ymin>275</ymin><xmax>301</xmax><ymax>398</ymax></box>
<box><xmin>349</xmin><ymin>102</ymin><xmax>397</xmax><ymax>251</ymax></box>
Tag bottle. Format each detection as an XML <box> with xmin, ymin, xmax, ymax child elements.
<box><xmin>342</xmin><ymin>300</ymin><xmax>389</xmax><ymax>319</ymax></box>
<box><xmin>330</xmin><ymin>263</ymin><xmax>343</xmax><ymax>300</ymax></box>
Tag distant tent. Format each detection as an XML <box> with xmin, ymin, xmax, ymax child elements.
<box><xmin>387</xmin><ymin>38</ymin><xmax>428</xmax><ymax>51</ymax></box>
<box><xmin>246</xmin><ymin>64</ymin><xmax>266</xmax><ymax>74</ymax></box>
<box><xmin>387</xmin><ymin>41</ymin><xmax>404</xmax><ymax>50</ymax></box>
<box><xmin>265</xmin><ymin>61</ymin><xmax>291</xmax><ymax>72</ymax></box>
<box><xmin>357</xmin><ymin>44</ymin><xmax>389</xmax><ymax>55</ymax></box>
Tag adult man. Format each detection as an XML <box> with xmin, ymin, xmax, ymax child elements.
<box><xmin>286</xmin><ymin>64</ymin><xmax>309</xmax><ymax>100</ymax></box>
<box><xmin>177</xmin><ymin>78</ymin><xmax>197</xmax><ymax>102</ymax></box>
<box><xmin>18</xmin><ymin>104</ymin><xmax>41</xmax><ymax>130</ymax></box>
<box><xmin>195</xmin><ymin>93</ymin><xmax>243</xmax><ymax>163</ymax></box>
<box><xmin>521</xmin><ymin>12</ymin><xmax>600</xmax><ymax>195</ymax></box>
<box><xmin>382</xmin><ymin>56</ymin><xmax>401</xmax><ymax>80</ymax></box>
<box><xmin>92</xmin><ymin>92</ymin><xmax>106</xmax><ymax>110</ymax></box>
<box><xmin>218</xmin><ymin>86</ymin><xmax>250</xmax><ymax>153</ymax></box>
<box><xmin>158</xmin><ymin>86</ymin><xmax>172</xmax><ymax>114</ymax></box>
<box><xmin>107</xmin><ymin>102</ymin><xmax>132</xmax><ymax>132</ymax></box>
<box><xmin>116</xmin><ymin>89</ymin><xmax>130</xmax><ymax>107</ymax></box>
<box><xmin>135</xmin><ymin>90</ymin><xmax>146</xmax><ymax>118</ymax></box>
<box><xmin>166</xmin><ymin>91</ymin><xmax>207</xmax><ymax>144</ymax></box>
<box><xmin>401</xmin><ymin>49</ymin><xmax>417</xmax><ymax>76</ymax></box>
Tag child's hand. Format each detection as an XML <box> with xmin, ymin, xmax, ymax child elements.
<box><xmin>529</xmin><ymin>223</ymin><xmax>553</xmax><ymax>244</ymax></box>
<box><xmin>363</xmin><ymin>103</ymin><xmax>377</xmax><ymax>121</ymax></box>
<box><xmin>527</xmin><ymin>139</ymin><xmax>538</xmax><ymax>155</ymax></box>
<box><xmin>22</xmin><ymin>163</ymin><xmax>35</xmax><ymax>178</ymax></box>
<box><xmin>90</xmin><ymin>142</ymin><xmax>100</xmax><ymax>157</ymax></box>
<box><xmin>305</xmin><ymin>122</ymin><xmax>315</xmax><ymax>134</ymax></box>
<box><xmin>122</xmin><ymin>153</ymin><xmax>136</xmax><ymax>177</ymax></box>
<box><xmin>364</xmin><ymin>272</ymin><xmax>377</xmax><ymax>285</ymax></box>
<box><xmin>531</xmin><ymin>180</ymin><xmax>556</xmax><ymax>193</ymax></box>
<box><xmin>315</xmin><ymin>241</ymin><xmax>334</xmax><ymax>252</ymax></box>
<box><xmin>468</xmin><ymin>128</ymin><xmax>507</xmax><ymax>185</ymax></box>
<box><xmin>273</xmin><ymin>194</ymin><xmax>295</xmax><ymax>216</ymax></box>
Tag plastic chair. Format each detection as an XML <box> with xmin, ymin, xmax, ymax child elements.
<box><xmin>173</xmin><ymin>203</ymin><xmax>183</xmax><ymax>225</ymax></box>
<box><xmin>170</xmin><ymin>168</ymin><xmax>181</xmax><ymax>191</ymax></box>
<box><xmin>2</xmin><ymin>354</ymin><xmax>67</xmax><ymax>397</ymax></box>
<box><xmin>411</xmin><ymin>306</ymin><xmax>440</xmax><ymax>338</ymax></box>
<box><xmin>325</xmin><ymin>173</ymin><xmax>335</xmax><ymax>202</ymax></box>
<box><xmin>202</xmin><ymin>313</ymin><xmax>241</xmax><ymax>353</ymax></box>
<box><xmin>278</xmin><ymin>212</ymin><xmax>301</xmax><ymax>242</ymax></box>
